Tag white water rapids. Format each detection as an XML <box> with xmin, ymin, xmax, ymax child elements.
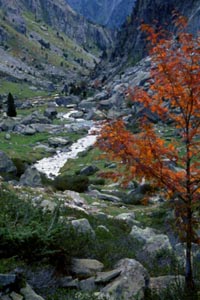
<box><xmin>34</xmin><ymin>111</ymin><xmax>100</xmax><ymax>178</ymax></box>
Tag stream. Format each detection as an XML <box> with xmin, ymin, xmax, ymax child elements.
<box><xmin>34</xmin><ymin>111</ymin><xmax>99</xmax><ymax>178</ymax></box>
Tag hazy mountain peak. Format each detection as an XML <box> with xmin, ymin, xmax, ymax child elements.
<box><xmin>66</xmin><ymin>0</ymin><xmax>137</xmax><ymax>28</ymax></box>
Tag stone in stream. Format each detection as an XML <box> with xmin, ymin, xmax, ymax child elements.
<box><xmin>48</xmin><ymin>137</ymin><xmax>71</xmax><ymax>147</ymax></box>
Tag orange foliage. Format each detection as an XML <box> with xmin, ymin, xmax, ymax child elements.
<box><xmin>96</xmin><ymin>16</ymin><xmax>200</xmax><ymax>289</ymax></box>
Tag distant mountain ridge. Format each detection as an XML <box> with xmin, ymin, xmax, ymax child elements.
<box><xmin>66</xmin><ymin>0</ymin><xmax>137</xmax><ymax>28</ymax></box>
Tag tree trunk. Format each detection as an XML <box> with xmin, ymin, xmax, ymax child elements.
<box><xmin>185</xmin><ymin>209</ymin><xmax>195</xmax><ymax>292</ymax></box>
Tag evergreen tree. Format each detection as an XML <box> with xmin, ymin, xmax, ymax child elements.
<box><xmin>7</xmin><ymin>92</ymin><xmax>17</xmax><ymax>117</ymax></box>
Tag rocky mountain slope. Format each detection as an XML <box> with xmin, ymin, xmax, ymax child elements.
<box><xmin>66</xmin><ymin>0</ymin><xmax>137</xmax><ymax>28</ymax></box>
<box><xmin>0</xmin><ymin>0</ymin><xmax>113</xmax><ymax>93</ymax></box>
<box><xmin>114</xmin><ymin>0</ymin><xmax>200</xmax><ymax>66</ymax></box>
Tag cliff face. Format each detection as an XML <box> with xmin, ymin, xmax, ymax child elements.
<box><xmin>0</xmin><ymin>0</ymin><xmax>113</xmax><ymax>50</ymax></box>
<box><xmin>66</xmin><ymin>0</ymin><xmax>137</xmax><ymax>28</ymax></box>
<box><xmin>0</xmin><ymin>0</ymin><xmax>114</xmax><ymax>89</ymax></box>
<box><xmin>114</xmin><ymin>0</ymin><xmax>200</xmax><ymax>64</ymax></box>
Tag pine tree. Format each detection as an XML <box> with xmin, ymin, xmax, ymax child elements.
<box><xmin>7</xmin><ymin>92</ymin><xmax>17</xmax><ymax>117</ymax></box>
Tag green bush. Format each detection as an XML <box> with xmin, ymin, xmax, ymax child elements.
<box><xmin>53</xmin><ymin>174</ymin><xmax>89</xmax><ymax>192</ymax></box>
<box><xmin>89</xmin><ymin>178</ymin><xmax>105</xmax><ymax>185</ymax></box>
<box><xmin>0</xmin><ymin>186</ymin><xmax>92</xmax><ymax>272</ymax></box>
<box><xmin>12</xmin><ymin>158</ymin><xmax>27</xmax><ymax>177</ymax></box>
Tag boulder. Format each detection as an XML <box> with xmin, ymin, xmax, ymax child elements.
<box><xmin>88</xmin><ymin>190</ymin><xmax>121</xmax><ymax>203</ymax></box>
<box><xmin>64</xmin><ymin>190</ymin><xmax>87</xmax><ymax>207</ymax></box>
<box><xmin>93</xmin><ymin>91</ymin><xmax>109</xmax><ymax>101</ymax></box>
<box><xmin>70</xmin><ymin>111</ymin><xmax>84</xmax><ymax>118</ymax></box>
<box><xmin>130</xmin><ymin>225</ymin><xmax>172</xmax><ymax>258</ymax></box>
<box><xmin>85</xmin><ymin>109</ymin><xmax>105</xmax><ymax>121</ymax></box>
<box><xmin>10</xmin><ymin>291</ymin><xmax>23</xmax><ymax>300</ymax></box>
<box><xmin>130</xmin><ymin>226</ymin><xmax>156</xmax><ymax>244</ymax></box>
<box><xmin>19</xmin><ymin>167</ymin><xmax>42</xmax><ymax>187</ymax></box>
<box><xmin>79</xmin><ymin>277</ymin><xmax>96</xmax><ymax>291</ymax></box>
<box><xmin>48</xmin><ymin>137</ymin><xmax>71</xmax><ymax>147</ymax></box>
<box><xmin>55</xmin><ymin>95</ymin><xmax>79</xmax><ymax>106</ymax></box>
<box><xmin>57</xmin><ymin>276</ymin><xmax>78</xmax><ymax>288</ymax></box>
<box><xmin>72</xmin><ymin>259</ymin><xmax>104</xmax><ymax>278</ymax></box>
<box><xmin>95</xmin><ymin>269</ymin><xmax>122</xmax><ymax>284</ymax></box>
<box><xmin>0</xmin><ymin>151</ymin><xmax>17</xmax><ymax>174</ymax></box>
<box><xmin>114</xmin><ymin>212</ymin><xmax>136</xmax><ymax>227</ymax></box>
<box><xmin>0</xmin><ymin>118</ymin><xmax>18</xmax><ymax>131</ymax></box>
<box><xmin>0</xmin><ymin>274</ymin><xmax>22</xmax><ymax>292</ymax></box>
<box><xmin>21</xmin><ymin>125</ymin><xmax>36</xmax><ymax>135</ymax></box>
<box><xmin>20</xmin><ymin>284</ymin><xmax>45</xmax><ymax>300</ymax></box>
<box><xmin>79</xmin><ymin>165</ymin><xmax>99</xmax><ymax>176</ymax></box>
<box><xmin>21</xmin><ymin>112</ymin><xmax>51</xmax><ymax>125</ymax></box>
<box><xmin>5</xmin><ymin>133</ymin><xmax>11</xmax><ymax>140</ymax></box>
<box><xmin>99</xmin><ymin>258</ymin><xmax>149</xmax><ymax>300</ymax></box>
<box><xmin>44</xmin><ymin>107</ymin><xmax>57</xmax><ymax>120</ymax></box>
<box><xmin>71</xmin><ymin>218</ymin><xmax>95</xmax><ymax>239</ymax></box>
<box><xmin>40</xmin><ymin>200</ymin><xmax>56</xmax><ymax>212</ymax></box>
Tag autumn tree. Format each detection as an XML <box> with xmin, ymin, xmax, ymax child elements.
<box><xmin>97</xmin><ymin>16</ymin><xmax>200</xmax><ymax>293</ymax></box>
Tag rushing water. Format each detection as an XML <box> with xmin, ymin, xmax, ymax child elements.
<box><xmin>34</xmin><ymin>111</ymin><xmax>99</xmax><ymax>178</ymax></box>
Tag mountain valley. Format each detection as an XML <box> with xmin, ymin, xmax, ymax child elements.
<box><xmin>0</xmin><ymin>1</ymin><xmax>200</xmax><ymax>300</ymax></box>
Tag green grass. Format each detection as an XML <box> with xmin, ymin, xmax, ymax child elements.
<box><xmin>0</xmin><ymin>7</ymin><xmax>98</xmax><ymax>100</ymax></box>
<box><xmin>0</xmin><ymin>80</ymin><xmax>48</xmax><ymax>100</ymax></box>
<box><xmin>0</xmin><ymin>129</ymin><xmax>85</xmax><ymax>163</ymax></box>
<box><xmin>60</xmin><ymin>146</ymin><xmax>118</xmax><ymax>180</ymax></box>
<box><xmin>0</xmin><ymin>131</ymin><xmax>52</xmax><ymax>163</ymax></box>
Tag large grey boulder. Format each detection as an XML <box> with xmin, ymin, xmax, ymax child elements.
<box><xmin>71</xmin><ymin>218</ymin><xmax>96</xmax><ymax>238</ymax></box>
<box><xmin>19</xmin><ymin>167</ymin><xmax>42</xmax><ymax>187</ymax></box>
<box><xmin>130</xmin><ymin>226</ymin><xmax>172</xmax><ymax>258</ymax></box>
<box><xmin>99</xmin><ymin>258</ymin><xmax>149</xmax><ymax>300</ymax></box>
<box><xmin>21</xmin><ymin>112</ymin><xmax>51</xmax><ymax>125</ymax></box>
<box><xmin>0</xmin><ymin>118</ymin><xmax>18</xmax><ymax>131</ymax></box>
<box><xmin>21</xmin><ymin>125</ymin><xmax>36</xmax><ymax>135</ymax></box>
<box><xmin>48</xmin><ymin>137</ymin><xmax>71</xmax><ymax>147</ymax></box>
<box><xmin>0</xmin><ymin>151</ymin><xmax>17</xmax><ymax>174</ymax></box>
<box><xmin>72</xmin><ymin>259</ymin><xmax>104</xmax><ymax>278</ymax></box>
